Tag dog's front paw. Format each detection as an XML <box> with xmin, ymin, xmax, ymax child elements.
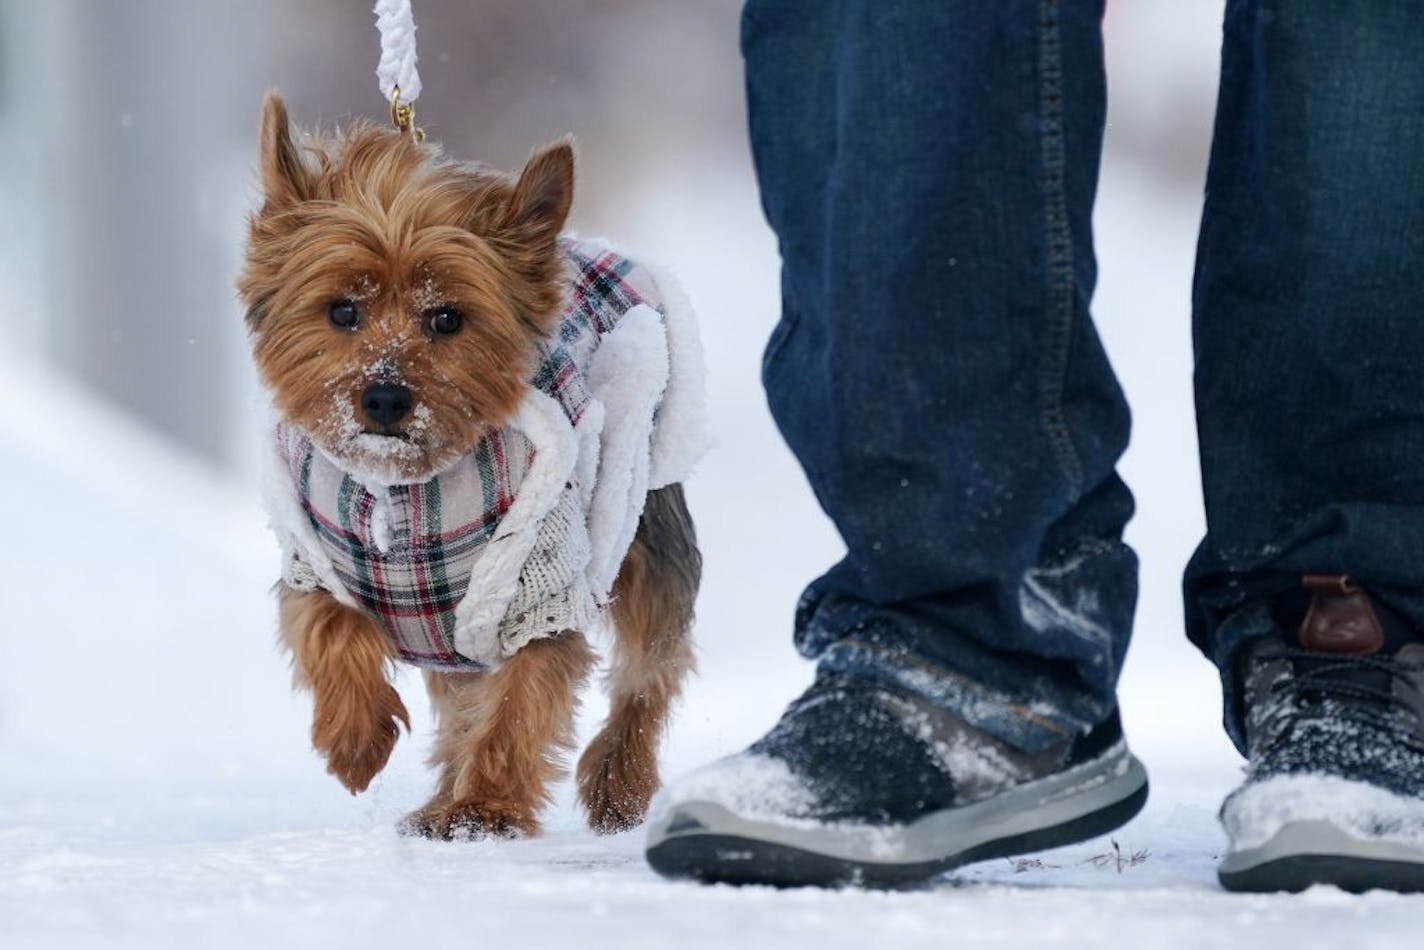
<box><xmin>577</xmin><ymin>734</ymin><xmax>658</xmax><ymax>834</ymax></box>
<box><xmin>312</xmin><ymin>683</ymin><xmax>410</xmax><ymax>795</ymax></box>
<box><xmin>397</xmin><ymin>797</ymin><xmax>539</xmax><ymax>840</ymax></box>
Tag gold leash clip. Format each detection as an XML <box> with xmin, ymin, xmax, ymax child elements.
<box><xmin>389</xmin><ymin>85</ymin><xmax>425</xmax><ymax>142</ymax></box>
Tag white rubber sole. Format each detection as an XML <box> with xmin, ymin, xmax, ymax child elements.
<box><xmin>646</xmin><ymin>741</ymin><xmax>1148</xmax><ymax>887</ymax></box>
<box><xmin>1219</xmin><ymin>819</ymin><xmax>1424</xmax><ymax>893</ymax></box>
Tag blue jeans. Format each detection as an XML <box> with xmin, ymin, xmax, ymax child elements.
<box><xmin>743</xmin><ymin>0</ymin><xmax>1424</xmax><ymax>753</ymax></box>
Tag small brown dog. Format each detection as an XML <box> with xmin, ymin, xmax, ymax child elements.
<box><xmin>237</xmin><ymin>93</ymin><xmax>706</xmax><ymax>838</ymax></box>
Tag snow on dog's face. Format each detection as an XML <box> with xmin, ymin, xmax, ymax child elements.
<box><xmin>238</xmin><ymin>93</ymin><xmax>574</xmax><ymax>483</ymax></box>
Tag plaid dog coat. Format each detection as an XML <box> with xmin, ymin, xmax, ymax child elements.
<box><xmin>264</xmin><ymin>238</ymin><xmax>707</xmax><ymax>671</ymax></box>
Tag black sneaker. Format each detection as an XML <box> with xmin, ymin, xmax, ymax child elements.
<box><xmin>1218</xmin><ymin>574</ymin><xmax>1424</xmax><ymax>893</ymax></box>
<box><xmin>644</xmin><ymin>673</ymin><xmax>1148</xmax><ymax>887</ymax></box>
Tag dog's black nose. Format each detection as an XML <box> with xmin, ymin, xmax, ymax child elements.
<box><xmin>361</xmin><ymin>383</ymin><xmax>412</xmax><ymax>427</ymax></box>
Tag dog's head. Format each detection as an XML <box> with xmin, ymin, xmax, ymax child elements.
<box><xmin>237</xmin><ymin>93</ymin><xmax>574</xmax><ymax>483</ymax></box>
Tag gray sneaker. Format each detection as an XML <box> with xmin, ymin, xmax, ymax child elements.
<box><xmin>1218</xmin><ymin>574</ymin><xmax>1424</xmax><ymax>893</ymax></box>
<box><xmin>644</xmin><ymin>674</ymin><xmax>1148</xmax><ymax>887</ymax></box>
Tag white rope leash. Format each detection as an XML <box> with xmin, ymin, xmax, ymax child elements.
<box><xmin>374</xmin><ymin>0</ymin><xmax>421</xmax><ymax>103</ymax></box>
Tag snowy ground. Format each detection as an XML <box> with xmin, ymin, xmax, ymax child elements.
<box><xmin>5</xmin><ymin>58</ymin><xmax>1423</xmax><ymax>950</ymax></box>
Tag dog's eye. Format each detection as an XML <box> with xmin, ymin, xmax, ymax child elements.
<box><xmin>328</xmin><ymin>299</ymin><xmax>360</xmax><ymax>330</ymax></box>
<box><xmin>427</xmin><ymin>306</ymin><xmax>464</xmax><ymax>335</ymax></box>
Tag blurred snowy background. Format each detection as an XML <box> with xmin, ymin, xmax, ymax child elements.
<box><xmin>2</xmin><ymin>2</ymin><xmax>1417</xmax><ymax>948</ymax></box>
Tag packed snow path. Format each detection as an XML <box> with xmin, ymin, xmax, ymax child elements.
<box><xmin>5</xmin><ymin>778</ymin><xmax>1421</xmax><ymax>950</ymax></box>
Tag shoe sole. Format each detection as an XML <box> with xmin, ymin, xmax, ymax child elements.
<box><xmin>645</xmin><ymin>740</ymin><xmax>1149</xmax><ymax>888</ymax></box>
<box><xmin>1219</xmin><ymin>820</ymin><xmax>1424</xmax><ymax>894</ymax></box>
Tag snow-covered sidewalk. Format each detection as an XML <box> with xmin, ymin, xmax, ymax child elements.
<box><xmin>6</xmin><ymin>772</ymin><xmax>1420</xmax><ymax>950</ymax></box>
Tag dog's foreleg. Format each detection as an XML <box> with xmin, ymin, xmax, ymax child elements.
<box><xmin>279</xmin><ymin>587</ymin><xmax>409</xmax><ymax>794</ymax></box>
<box><xmin>402</xmin><ymin>632</ymin><xmax>595</xmax><ymax>839</ymax></box>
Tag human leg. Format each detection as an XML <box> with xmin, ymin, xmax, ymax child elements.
<box><xmin>1188</xmin><ymin>0</ymin><xmax>1424</xmax><ymax>892</ymax></box>
<box><xmin>647</xmin><ymin>0</ymin><xmax>1146</xmax><ymax>886</ymax></box>
<box><xmin>748</xmin><ymin>0</ymin><xmax>1137</xmax><ymax>755</ymax></box>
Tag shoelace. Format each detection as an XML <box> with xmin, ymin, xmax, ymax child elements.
<box><xmin>1272</xmin><ymin>647</ymin><xmax>1424</xmax><ymax>721</ymax></box>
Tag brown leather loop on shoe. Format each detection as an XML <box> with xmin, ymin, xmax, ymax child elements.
<box><xmin>1299</xmin><ymin>574</ymin><xmax>1384</xmax><ymax>654</ymax></box>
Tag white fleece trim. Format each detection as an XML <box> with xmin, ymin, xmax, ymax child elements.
<box><xmin>583</xmin><ymin>304</ymin><xmax>670</xmax><ymax>599</ymax></box>
<box><xmin>260</xmin><ymin>426</ymin><xmax>358</xmax><ymax>610</ymax></box>
<box><xmin>573</xmin><ymin>398</ymin><xmax>604</xmax><ymax>511</ymax></box>
<box><xmin>635</xmin><ymin>254</ymin><xmax>711</xmax><ymax>489</ymax></box>
<box><xmin>452</xmin><ymin>390</ymin><xmax>580</xmax><ymax>666</ymax></box>
<box><xmin>565</xmin><ymin>235</ymin><xmax>710</xmax><ymax>490</ymax></box>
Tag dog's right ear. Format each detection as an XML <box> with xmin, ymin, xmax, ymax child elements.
<box><xmin>259</xmin><ymin>92</ymin><xmax>311</xmax><ymax>207</ymax></box>
<box><xmin>502</xmin><ymin>139</ymin><xmax>575</xmax><ymax>245</ymax></box>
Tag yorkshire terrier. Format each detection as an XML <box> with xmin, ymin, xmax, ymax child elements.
<box><xmin>237</xmin><ymin>93</ymin><xmax>706</xmax><ymax>838</ymax></box>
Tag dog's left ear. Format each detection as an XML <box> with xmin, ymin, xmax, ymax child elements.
<box><xmin>503</xmin><ymin>138</ymin><xmax>575</xmax><ymax>242</ymax></box>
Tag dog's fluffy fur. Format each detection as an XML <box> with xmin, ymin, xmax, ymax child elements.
<box><xmin>238</xmin><ymin>93</ymin><xmax>699</xmax><ymax>837</ymax></box>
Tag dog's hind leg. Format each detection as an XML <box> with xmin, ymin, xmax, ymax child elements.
<box><xmin>401</xmin><ymin>632</ymin><xmax>596</xmax><ymax>839</ymax></box>
<box><xmin>279</xmin><ymin>588</ymin><xmax>410</xmax><ymax>795</ymax></box>
<box><xmin>577</xmin><ymin>483</ymin><xmax>701</xmax><ymax>833</ymax></box>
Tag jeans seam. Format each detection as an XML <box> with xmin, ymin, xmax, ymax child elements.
<box><xmin>1036</xmin><ymin>0</ymin><xmax>1085</xmax><ymax>496</ymax></box>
